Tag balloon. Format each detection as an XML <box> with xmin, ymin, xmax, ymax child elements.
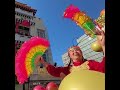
<box><xmin>33</xmin><ymin>85</ymin><xmax>46</xmax><ymax>90</ymax></box>
<box><xmin>91</xmin><ymin>41</ymin><xmax>103</xmax><ymax>52</ymax></box>
<box><xmin>100</xmin><ymin>9</ymin><xmax>105</xmax><ymax>16</ymax></box>
<box><xmin>59</xmin><ymin>70</ymin><xmax>105</xmax><ymax>90</ymax></box>
<box><xmin>46</xmin><ymin>82</ymin><xmax>58</xmax><ymax>90</ymax></box>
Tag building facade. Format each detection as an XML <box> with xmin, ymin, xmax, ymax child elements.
<box><xmin>15</xmin><ymin>1</ymin><xmax>53</xmax><ymax>64</ymax></box>
<box><xmin>15</xmin><ymin>1</ymin><xmax>58</xmax><ymax>90</ymax></box>
<box><xmin>76</xmin><ymin>34</ymin><xmax>104</xmax><ymax>62</ymax></box>
<box><xmin>62</xmin><ymin>52</ymin><xmax>70</xmax><ymax>66</ymax></box>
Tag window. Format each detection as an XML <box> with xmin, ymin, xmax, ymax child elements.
<box><xmin>15</xmin><ymin>40</ymin><xmax>24</xmax><ymax>52</ymax></box>
<box><xmin>24</xmin><ymin>27</ymin><xmax>29</xmax><ymax>31</ymax></box>
<box><xmin>18</xmin><ymin>25</ymin><xmax>30</xmax><ymax>36</ymax></box>
<box><xmin>19</xmin><ymin>26</ymin><xmax>24</xmax><ymax>29</ymax></box>
<box><xmin>37</xmin><ymin>29</ymin><xmax>45</xmax><ymax>38</ymax></box>
<box><xmin>18</xmin><ymin>26</ymin><xmax>29</xmax><ymax>31</ymax></box>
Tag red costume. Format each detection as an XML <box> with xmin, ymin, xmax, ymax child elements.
<box><xmin>46</xmin><ymin>57</ymin><xmax>105</xmax><ymax>77</ymax></box>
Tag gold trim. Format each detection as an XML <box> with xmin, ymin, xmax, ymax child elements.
<box><xmin>70</xmin><ymin>61</ymin><xmax>90</xmax><ymax>73</ymax></box>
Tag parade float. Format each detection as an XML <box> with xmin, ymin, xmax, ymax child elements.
<box><xmin>15</xmin><ymin>4</ymin><xmax>105</xmax><ymax>90</ymax></box>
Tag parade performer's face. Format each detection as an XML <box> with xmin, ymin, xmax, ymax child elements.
<box><xmin>68</xmin><ymin>46</ymin><xmax>83</xmax><ymax>62</ymax></box>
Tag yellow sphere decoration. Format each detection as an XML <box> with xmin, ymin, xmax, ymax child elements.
<box><xmin>91</xmin><ymin>41</ymin><xmax>103</xmax><ymax>52</ymax></box>
<box><xmin>59</xmin><ymin>70</ymin><xmax>105</xmax><ymax>90</ymax></box>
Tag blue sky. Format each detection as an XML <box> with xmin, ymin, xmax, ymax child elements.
<box><xmin>16</xmin><ymin>0</ymin><xmax>105</xmax><ymax>66</ymax></box>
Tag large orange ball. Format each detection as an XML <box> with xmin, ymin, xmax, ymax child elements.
<box><xmin>91</xmin><ymin>41</ymin><xmax>103</xmax><ymax>52</ymax></box>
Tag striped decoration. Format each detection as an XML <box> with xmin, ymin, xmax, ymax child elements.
<box><xmin>15</xmin><ymin>36</ymin><xmax>49</xmax><ymax>84</ymax></box>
